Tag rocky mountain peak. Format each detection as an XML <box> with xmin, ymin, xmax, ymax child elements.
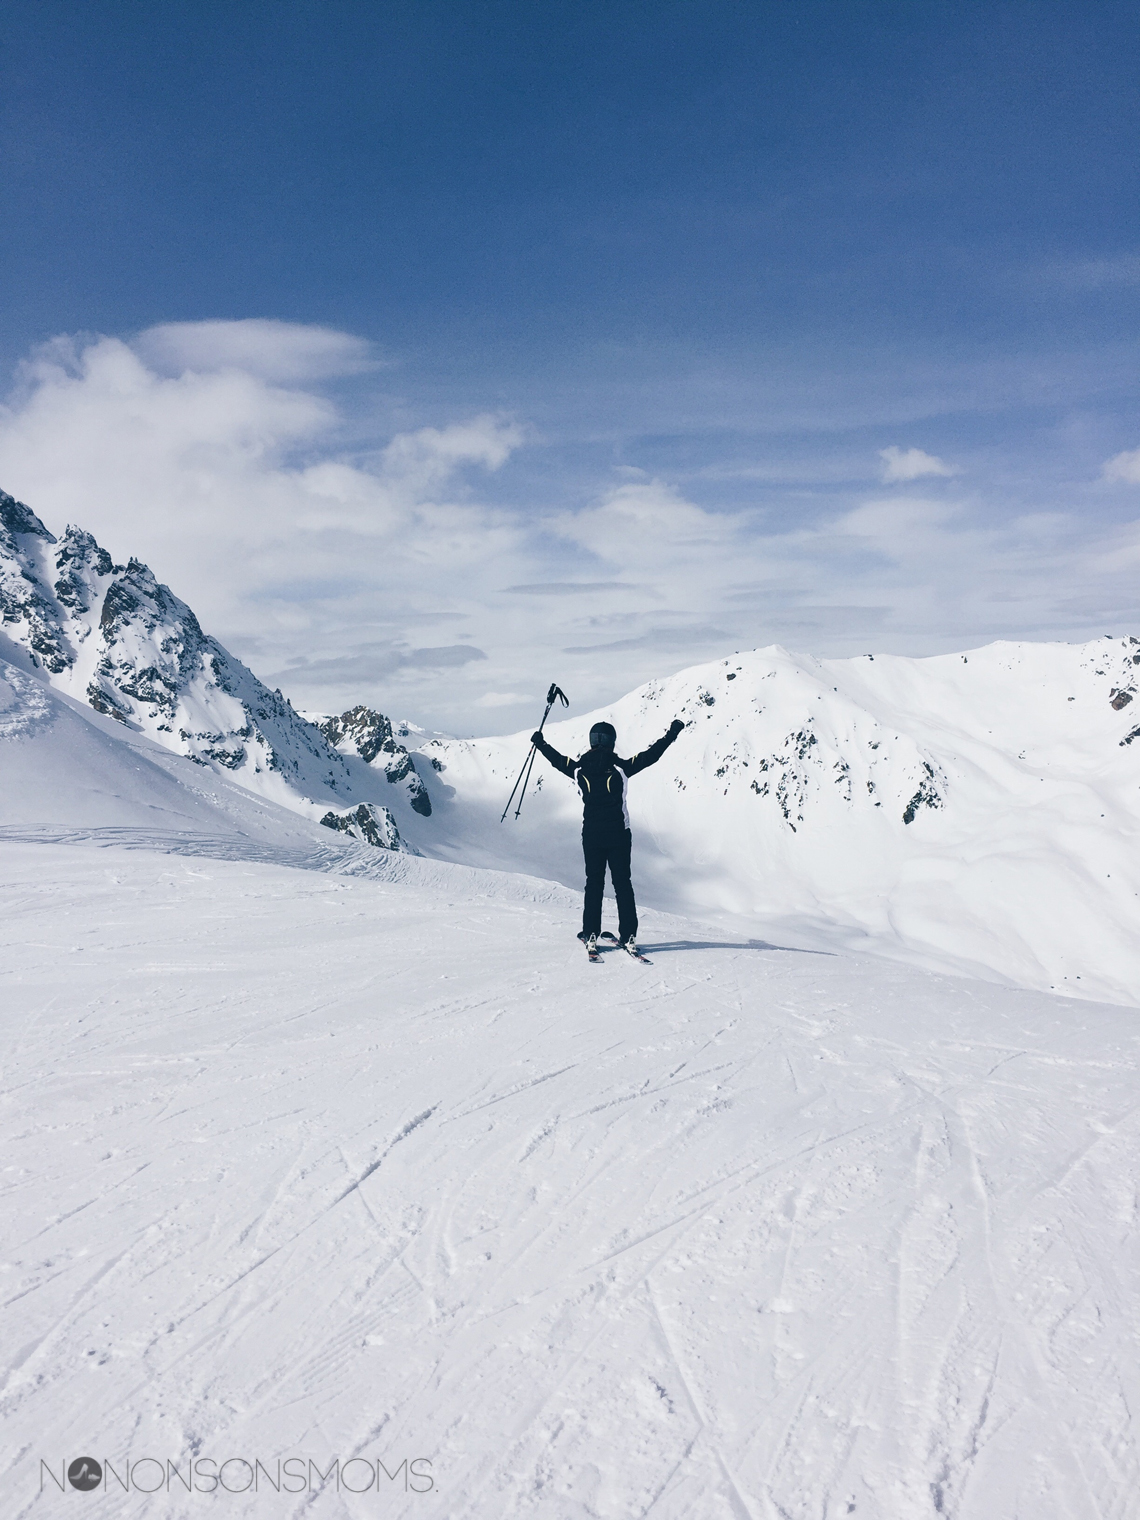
<box><xmin>1</xmin><ymin>492</ymin><xmax>71</xmax><ymax>674</ymax></box>
<box><xmin>319</xmin><ymin>801</ymin><xmax>401</xmax><ymax>849</ymax></box>
<box><xmin>0</xmin><ymin>484</ymin><xmax>438</xmax><ymax>847</ymax></box>
<box><xmin>318</xmin><ymin>704</ymin><xmax>393</xmax><ymax>763</ymax></box>
<box><xmin>0</xmin><ymin>489</ymin><xmax>55</xmax><ymax>544</ymax></box>
<box><xmin>318</xmin><ymin>703</ymin><xmax>433</xmax><ymax>816</ymax></box>
<box><xmin>54</xmin><ymin>527</ymin><xmax>116</xmax><ymax>614</ymax></box>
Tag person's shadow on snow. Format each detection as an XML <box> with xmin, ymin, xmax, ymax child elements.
<box><xmin>641</xmin><ymin>939</ymin><xmax>832</xmax><ymax>956</ymax></box>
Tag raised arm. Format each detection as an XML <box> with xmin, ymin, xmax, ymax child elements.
<box><xmin>622</xmin><ymin>719</ymin><xmax>685</xmax><ymax>776</ymax></box>
<box><xmin>532</xmin><ymin>731</ymin><xmax>577</xmax><ymax>777</ymax></box>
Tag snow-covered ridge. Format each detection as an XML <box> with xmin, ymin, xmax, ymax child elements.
<box><xmin>0</xmin><ymin>488</ymin><xmax>434</xmax><ymax>844</ymax></box>
<box><xmin>416</xmin><ymin>640</ymin><xmax>1140</xmax><ymax>1005</ymax></box>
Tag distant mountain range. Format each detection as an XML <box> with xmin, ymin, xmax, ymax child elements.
<box><xmin>3</xmin><ymin>483</ymin><xmax>1139</xmax><ymax>1004</ymax></box>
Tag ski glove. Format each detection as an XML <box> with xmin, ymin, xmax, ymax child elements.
<box><xmin>531</xmin><ymin>731</ymin><xmax>544</xmax><ymax>745</ymax></box>
<box><xmin>669</xmin><ymin>719</ymin><xmax>684</xmax><ymax>737</ymax></box>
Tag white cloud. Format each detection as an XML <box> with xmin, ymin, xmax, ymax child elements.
<box><xmin>382</xmin><ymin>416</ymin><xmax>526</xmax><ymax>497</ymax></box>
<box><xmin>835</xmin><ymin>497</ymin><xmax>958</xmax><ymax>543</ymax></box>
<box><xmin>1</xmin><ymin>320</ymin><xmax>1138</xmax><ymax>735</ymax></box>
<box><xmin>0</xmin><ymin>330</ymin><xmax>520</xmax><ymax>567</ymax></box>
<box><xmin>554</xmin><ymin>478</ymin><xmax>739</xmax><ymax>561</ymax></box>
<box><xmin>1103</xmin><ymin>448</ymin><xmax>1140</xmax><ymax>485</ymax></box>
<box><xmin>879</xmin><ymin>445</ymin><xmax>957</xmax><ymax>483</ymax></box>
<box><xmin>0</xmin><ymin>325</ymin><xmax>534</xmax><ymax>727</ymax></box>
<box><xmin>135</xmin><ymin>319</ymin><xmax>378</xmax><ymax>381</ymax></box>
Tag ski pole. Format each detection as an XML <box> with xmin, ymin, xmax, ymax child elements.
<box><xmin>512</xmin><ymin>682</ymin><xmax>568</xmax><ymax>818</ymax></box>
<box><xmin>500</xmin><ymin>682</ymin><xmax>568</xmax><ymax>822</ymax></box>
<box><xmin>511</xmin><ymin>744</ymin><xmax>540</xmax><ymax>820</ymax></box>
<box><xmin>500</xmin><ymin>682</ymin><xmax>565</xmax><ymax>822</ymax></box>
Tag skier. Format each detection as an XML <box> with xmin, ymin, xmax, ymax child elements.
<box><xmin>530</xmin><ymin>716</ymin><xmax>685</xmax><ymax>959</ymax></box>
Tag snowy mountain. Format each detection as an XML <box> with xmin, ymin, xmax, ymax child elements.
<box><xmin>415</xmin><ymin>640</ymin><xmax>1140</xmax><ymax>1005</ymax></box>
<box><xmin>5</xmin><ymin>482</ymin><xmax>1140</xmax><ymax>1004</ymax></box>
<box><xmin>0</xmin><ymin>488</ymin><xmax>435</xmax><ymax>847</ymax></box>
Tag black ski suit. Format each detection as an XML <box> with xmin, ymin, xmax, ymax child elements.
<box><xmin>532</xmin><ymin>722</ymin><xmax>682</xmax><ymax>941</ymax></box>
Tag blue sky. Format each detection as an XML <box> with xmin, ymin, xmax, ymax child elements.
<box><xmin>2</xmin><ymin>1</ymin><xmax>1140</xmax><ymax>731</ymax></box>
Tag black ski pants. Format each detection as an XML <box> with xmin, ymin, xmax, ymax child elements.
<box><xmin>581</xmin><ymin>823</ymin><xmax>637</xmax><ymax>942</ymax></box>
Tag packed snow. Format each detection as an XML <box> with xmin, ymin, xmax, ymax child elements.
<box><xmin>4</xmin><ymin>838</ymin><xmax>1139</xmax><ymax>1518</ymax></box>
<box><xmin>4</xmin><ymin>484</ymin><xmax>1140</xmax><ymax>1516</ymax></box>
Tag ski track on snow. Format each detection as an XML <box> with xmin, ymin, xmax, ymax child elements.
<box><xmin>2</xmin><ymin>836</ymin><xmax>1139</xmax><ymax>1519</ymax></box>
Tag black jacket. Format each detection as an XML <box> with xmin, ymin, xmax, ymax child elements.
<box><xmin>533</xmin><ymin>725</ymin><xmax>681</xmax><ymax>829</ymax></box>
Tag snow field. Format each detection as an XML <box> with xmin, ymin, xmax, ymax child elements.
<box><xmin>3</xmin><ymin>841</ymin><xmax>1139</xmax><ymax>1518</ymax></box>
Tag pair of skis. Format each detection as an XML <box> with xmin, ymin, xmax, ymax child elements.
<box><xmin>585</xmin><ymin>932</ymin><xmax>651</xmax><ymax>965</ymax></box>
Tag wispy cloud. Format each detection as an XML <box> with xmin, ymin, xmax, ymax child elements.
<box><xmin>1036</xmin><ymin>253</ymin><xmax>1140</xmax><ymax>292</ymax></box>
<box><xmin>136</xmin><ymin>319</ymin><xmax>380</xmax><ymax>381</ymax></box>
<box><xmin>563</xmin><ymin>625</ymin><xmax>729</xmax><ymax>655</ymax></box>
<box><xmin>504</xmin><ymin>582</ymin><xmax>638</xmax><ymax>595</ymax></box>
<box><xmin>837</xmin><ymin>497</ymin><xmax>959</xmax><ymax>544</ymax></box>
<box><xmin>1103</xmin><ymin>448</ymin><xmax>1140</xmax><ymax>485</ymax></box>
<box><xmin>274</xmin><ymin>643</ymin><xmax>488</xmax><ymax>689</ymax></box>
<box><xmin>879</xmin><ymin>446</ymin><xmax>957</xmax><ymax>483</ymax></box>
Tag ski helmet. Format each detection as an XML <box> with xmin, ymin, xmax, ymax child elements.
<box><xmin>589</xmin><ymin>721</ymin><xmax>617</xmax><ymax>748</ymax></box>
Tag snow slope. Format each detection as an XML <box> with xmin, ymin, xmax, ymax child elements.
<box><xmin>418</xmin><ymin>639</ymin><xmax>1140</xmax><ymax>1006</ymax></box>
<box><xmin>0</xmin><ymin>644</ymin><xmax>411</xmax><ymax>868</ymax></box>
<box><xmin>3</xmin><ymin>838</ymin><xmax>1139</xmax><ymax>1519</ymax></box>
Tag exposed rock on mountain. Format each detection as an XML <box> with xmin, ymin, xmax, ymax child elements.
<box><xmin>1</xmin><ymin>492</ymin><xmax>72</xmax><ymax>675</ymax></box>
<box><xmin>0</xmin><ymin>488</ymin><xmax>433</xmax><ymax>840</ymax></box>
<box><xmin>319</xmin><ymin>704</ymin><xmax>393</xmax><ymax>762</ymax></box>
<box><xmin>0</xmin><ymin>650</ymin><xmax>353</xmax><ymax>849</ymax></box>
<box><xmin>318</xmin><ymin>703</ymin><xmax>433</xmax><ymax>816</ymax></box>
<box><xmin>319</xmin><ymin>801</ymin><xmax>401</xmax><ymax>849</ymax></box>
<box><xmin>902</xmin><ymin>761</ymin><xmax>945</xmax><ymax>824</ymax></box>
